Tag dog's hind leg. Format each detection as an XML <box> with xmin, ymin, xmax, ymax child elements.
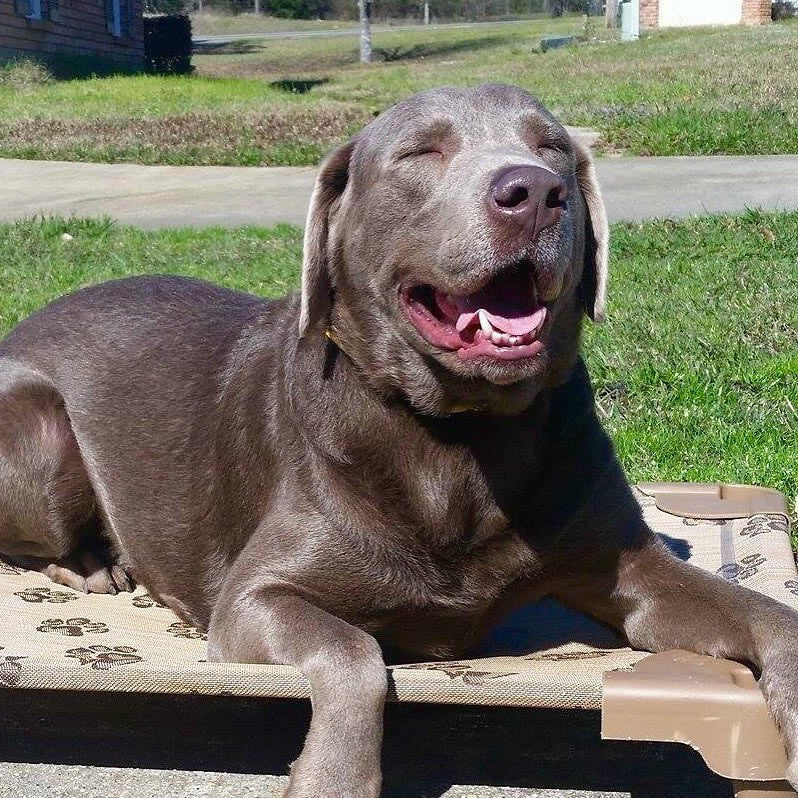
<box><xmin>0</xmin><ymin>360</ymin><xmax>132</xmax><ymax>594</ymax></box>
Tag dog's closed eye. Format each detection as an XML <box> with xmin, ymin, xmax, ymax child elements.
<box><xmin>397</xmin><ymin>149</ymin><xmax>444</xmax><ymax>161</ymax></box>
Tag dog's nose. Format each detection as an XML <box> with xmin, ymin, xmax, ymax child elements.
<box><xmin>488</xmin><ymin>165</ymin><xmax>568</xmax><ymax>237</ymax></box>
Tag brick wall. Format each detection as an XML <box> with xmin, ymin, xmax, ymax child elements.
<box><xmin>741</xmin><ymin>0</ymin><xmax>771</xmax><ymax>23</ymax></box>
<box><xmin>639</xmin><ymin>0</ymin><xmax>659</xmax><ymax>27</ymax></box>
<box><xmin>639</xmin><ymin>0</ymin><xmax>771</xmax><ymax>28</ymax></box>
<box><xmin>0</xmin><ymin>0</ymin><xmax>144</xmax><ymax>68</ymax></box>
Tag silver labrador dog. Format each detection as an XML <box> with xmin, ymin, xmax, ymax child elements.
<box><xmin>0</xmin><ymin>84</ymin><xmax>796</xmax><ymax>797</ymax></box>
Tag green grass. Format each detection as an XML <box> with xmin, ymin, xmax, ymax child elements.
<box><xmin>1</xmin><ymin>212</ymin><xmax>797</xmax><ymax>517</ymax></box>
<box><xmin>586</xmin><ymin>212</ymin><xmax>798</xmax><ymax>518</ymax></box>
<box><xmin>3</xmin><ymin>20</ymin><xmax>797</xmax><ymax>165</ymax></box>
<box><xmin>190</xmin><ymin>11</ymin><xmax>361</xmax><ymax>36</ymax></box>
<box><xmin>0</xmin><ymin>68</ymin><xmax>366</xmax><ymax>166</ymax></box>
<box><xmin>188</xmin><ymin>10</ymin><xmax>557</xmax><ymax>35</ymax></box>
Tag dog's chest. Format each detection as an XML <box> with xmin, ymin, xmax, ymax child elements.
<box><xmin>302</xmin><ymin>404</ymin><xmax>555</xmax><ymax>654</ymax></box>
<box><xmin>335</xmin><ymin>444</ymin><xmax>541</xmax><ymax>654</ymax></box>
<box><xmin>368</xmin><ymin>514</ymin><xmax>538</xmax><ymax>657</ymax></box>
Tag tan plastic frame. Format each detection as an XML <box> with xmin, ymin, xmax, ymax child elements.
<box><xmin>637</xmin><ymin>481</ymin><xmax>788</xmax><ymax>520</ymax></box>
<box><xmin>602</xmin><ymin>483</ymin><xmax>795</xmax><ymax>798</ymax></box>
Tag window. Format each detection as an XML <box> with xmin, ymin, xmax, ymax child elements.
<box><xmin>105</xmin><ymin>0</ymin><xmax>131</xmax><ymax>37</ymax></box>
<box><xmin>15</xmin><ymin>0</ymin><xmax>57</xmax><ymax>20</ymax></box>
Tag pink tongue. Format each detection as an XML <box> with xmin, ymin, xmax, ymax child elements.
<box><xmin>454</xmin><ymin>306</ymin><xmax>546</xmax><ymax>336</ymax></box>
<box><xmin>435</xmin><ymin>289</ymin><xmax>545</xmax><ymax>336</ymax></box>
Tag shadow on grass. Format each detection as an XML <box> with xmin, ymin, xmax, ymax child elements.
<box><xmin>1</xmin><ymin>54</ymin><xmax>145</xmax><ymax>81</ymax></box>
<box><xmin>268</xmin><ymin>77</ymin><xmax>328</xmax><ymax>93</ymax></box>
<box><xmin>374</xmin><ymin>33</ymin><xmax>512</xmax><ymax>62</ymax></box>
<box><xmin>192</xmin><ymin>39</ymin><xmax>263</xmax><ymax>55</ymax></box>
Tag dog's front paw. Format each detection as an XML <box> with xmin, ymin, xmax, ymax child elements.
<box><xmin>284</xmin><ymin>779</ymin><xmax>380</xmax><ymax>798</ymax></box>
<box><xmin>787</xmin><ymin>757</ymin><xmax>798</xmax><ymax>790</ymax></box>
<box><xmin>760</xmin><ymin>645</ymin><xmax>798</xmax><ymax>789</ymax></box>
<box><xmin>782</xmin><ymin>703</ymin><xmax>798</xmax><ymax>790</ymax></box>
<box><xmin>284</xmin><ymin>761</ymin><xmax>380</xmax><ymax>798</ymax></box>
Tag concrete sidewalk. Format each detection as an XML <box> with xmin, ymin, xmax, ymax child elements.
<box><xmin>0</xmin><ymin>765</ymin><xmax>629</xmax><ymax>798</ymax></box>
<box><xmin>4</xmin><ymin>154</ymin><xmax>798</xmax><ymax>229</ymax></box>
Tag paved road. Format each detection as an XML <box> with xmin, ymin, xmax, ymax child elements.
<box><xmin>193</xmin><ymin>19</ymin><xmax>540</xmax><ymax>45</ymax></box>
<box><xmin>0</xmin><ymin>765</ymin><xmax>629</xmax><ymax>798</ymax></box>
<box><xmin>3</xmin><ymin>154</ymin><xmax>797</xmax><ymax>230</ymax></box>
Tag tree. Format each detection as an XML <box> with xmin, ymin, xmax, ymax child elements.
<box><xmin>359</xmin><ymin>0</ymin><xmax>372</xmax><ymax>63</ymax></box>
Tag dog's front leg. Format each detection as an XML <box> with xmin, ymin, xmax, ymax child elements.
<box><xmin>208</xmin><ymin>586</ymin><xmax>387</xmax><ymax>798</ymax></box>
<box><xmin>551</xmin><ymin>532</ymin><xmax>798</xmax><ymax>787</ymax></box>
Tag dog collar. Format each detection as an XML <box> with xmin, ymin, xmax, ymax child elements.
<box><xmin>324</xmin><ymin>327</ymin><xmax>481</xmax><ymax>415</ymax></box>
<box><xmin>324</xmin><ymin>327</ymin><xmax>342</xmax><ymax>348</ymax></box>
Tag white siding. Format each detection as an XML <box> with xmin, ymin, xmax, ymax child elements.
<box><xmin>658</xmin><ymin>0</ymin><xmax>742</xmax><ymax>26</ymax></box>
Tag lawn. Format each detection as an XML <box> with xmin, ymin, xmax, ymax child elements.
<box><xmin>2</xmin><ymin>212</ymin><xmax>796</xmax><ymax>517</ymax></box>
<box><xmin>190</xmin><ymin>11</ymin><xmax>356</xmax><ymax>35</ymax></box>
<box><xmin>188</xmin><ymin>10</ymin><xmax>557</xmax><ymax>35</ymax></box>
<box><xmin>1</xmin><ymin>20</ymin><xmax>797</xmax><ymax>165</ymax></box>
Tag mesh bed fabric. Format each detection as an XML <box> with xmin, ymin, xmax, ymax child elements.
<box><xmin>0</xmin><ymin>485</ymin><xmax>793</xmax><ymax>710</ymax></box>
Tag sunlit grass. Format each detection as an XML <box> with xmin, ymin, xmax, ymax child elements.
<box><xmin>3</xmin><ymin>21</ymin><xmax>797</xmax><ymax>164</ymax></box>
<box><xmin>2</xmin><ymin>212</ymin><xmax>796</xmax><ymax>517</ymax></box>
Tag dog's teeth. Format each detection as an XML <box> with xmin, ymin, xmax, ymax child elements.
<box><xmin>509</xmin><ymin>335</ymin><xmax>520</xmax><ymax>346</ymax></box>
<box><xmin>478</xmin><ymin>310</ymin><xmax>493</xmax><ymax>336</ymax></box>
<box><xmin>490</xmin><ymin>331</ymin><xmax>503</xmax><ymax>345</ymax></box>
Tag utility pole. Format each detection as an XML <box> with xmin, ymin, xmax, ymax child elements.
<box><xmin>359</xmin><ymin>0</ymin><xmax>372</xmax><ymax>63</ymax></box>
<box><xmin>605</xmin><ymin>0</ymin><xmax>618</xmax><ymax>26</ymax></box>
<box><xmin>254</xmin><ymin>0</ymin><xmax>260</xmax><ymax>13</ymax></box>
<box><xmin>423</xmin><ymin>0</ymin><xmax>429</xmax><ymax>23</ymax></box>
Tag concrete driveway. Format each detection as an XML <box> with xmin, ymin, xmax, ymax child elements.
<box><xmin>0</xmin><ymin>765</ymin><xmax>629</xmax><ymax>798</ymax></box>
<box><xmin>3</xmin><ymin>154</ymin><xmax>798</xmax><ymax>230</ymax></box>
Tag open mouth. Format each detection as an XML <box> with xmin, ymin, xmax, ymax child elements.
<box><xmin>400</xmin><ymin>265</ymin><xmax>547</xmax><ymax>362</ymax></box>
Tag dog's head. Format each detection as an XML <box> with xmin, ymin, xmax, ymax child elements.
<box><xmin>299</xmin><ymin>84</ymin><xmax>608</xmax><ymax>415</ymax></box>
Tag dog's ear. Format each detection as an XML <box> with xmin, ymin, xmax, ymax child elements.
<box><xmin>574</xmin><ymin>140</ymin><xmax>609</xmax><ymax>323</ymax></box>
<box><xmin>299</xmin><ymin>139</ymin><xmax>357</xmax><ymax>338</ymax></box>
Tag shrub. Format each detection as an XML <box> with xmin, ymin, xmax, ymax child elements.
<box><xmin>0</xmin><ymin>59</ymin><xmax>53</xmax><ymax>91</ymax></box>
<box><xmin>143</xmin><ymin>0</ymin><xmax>185</xmax><ymax>11</ymax></box>
<box><xmin>144</xmin><ymin>14</ymin><xmax>193</xmax><ymax>75</ymax></box>
<box><xmin>265</xmin><ymin>0</ymin><xmax>331</xmax><ymax>16</ymax></box>
<box><xmin>771</xmin><ymin>0</ymin><xmax>796</xmax><ymax>19</ymax></box>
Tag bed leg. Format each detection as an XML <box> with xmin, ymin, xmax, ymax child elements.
<box><xmin>733</xmin><ymin>781</ymin><xmax>797</xmax><ymax>798</ymax></box>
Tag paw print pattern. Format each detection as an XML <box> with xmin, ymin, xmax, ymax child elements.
<box><xmin>15</xmin><ymin>587</ymin><xmax>79</xmax><ymax>604</ymax></box>
<box><xmin>0</xmin><ymin>646</ymin><xmax>25</xmax><ymax>687</ymax></box>
<box><xmin>0</xmin><ymin>560</ymin><xmax>25</xmax><ymax>576</ymax></box>
<box><xmin>0</xmin><ymin>656</ymin><xmax>25</xmax><ymax>687</ymax></box>
<box><xmin>166</xmin><ymin>622</ymin><xmax>207</xmax><ymax>640</ymax></box>
<box><xmin>718</xmin><ymin>553</ymin><xmax>766</xmax><ymax>583</ymax></box>
<box><xmin>525</xmin><ymin>650</ymin><xmax>615</xmax><ymax>662</ymax></box>
<box><xmin>785</xmin><ymin>580</ymin><xmax>798</xmax><ymax>597</ymax></box>
<box><xmin>37</xmin><ymin>618</ymin><xmax>109</xmax><ymax>636</ymax></box>
<box><xmin>397</xmin><ymin>662</ymin><xmax>518</xmax><ymax>686</ymax></box>
<box><xmin>65</xmin><ymin>645</ymin><xmax>143</xmax><ymax>670</ymax></box>
<box><xmin>740</xmin><ymin>514</ymin><xmax>789</xmax><ymax>538</ymax></box>
<box><xmin>682</xmin><ymin>517</ymin><xmax>725</xmax><ymax>526</ymax></box>
<box><xmin>131</xmin><ymin>593</ymin><xmax>166</xmax><ymax>609</ymax></box>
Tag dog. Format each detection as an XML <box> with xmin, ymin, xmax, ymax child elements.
<box><xmin>0</xmin><ymin>84</ymin><xmax>796</xmax><ymax>797</ymax></box>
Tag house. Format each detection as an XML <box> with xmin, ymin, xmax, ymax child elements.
<box><xmin>639</xmin><ymin>0</ymin><xmax>771</xmax><ymax>27</ymax></box>
<box><xmin>0</xmin><ymin>0</ymin><xmax>144</xmax><ymax>71</ymax></box>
